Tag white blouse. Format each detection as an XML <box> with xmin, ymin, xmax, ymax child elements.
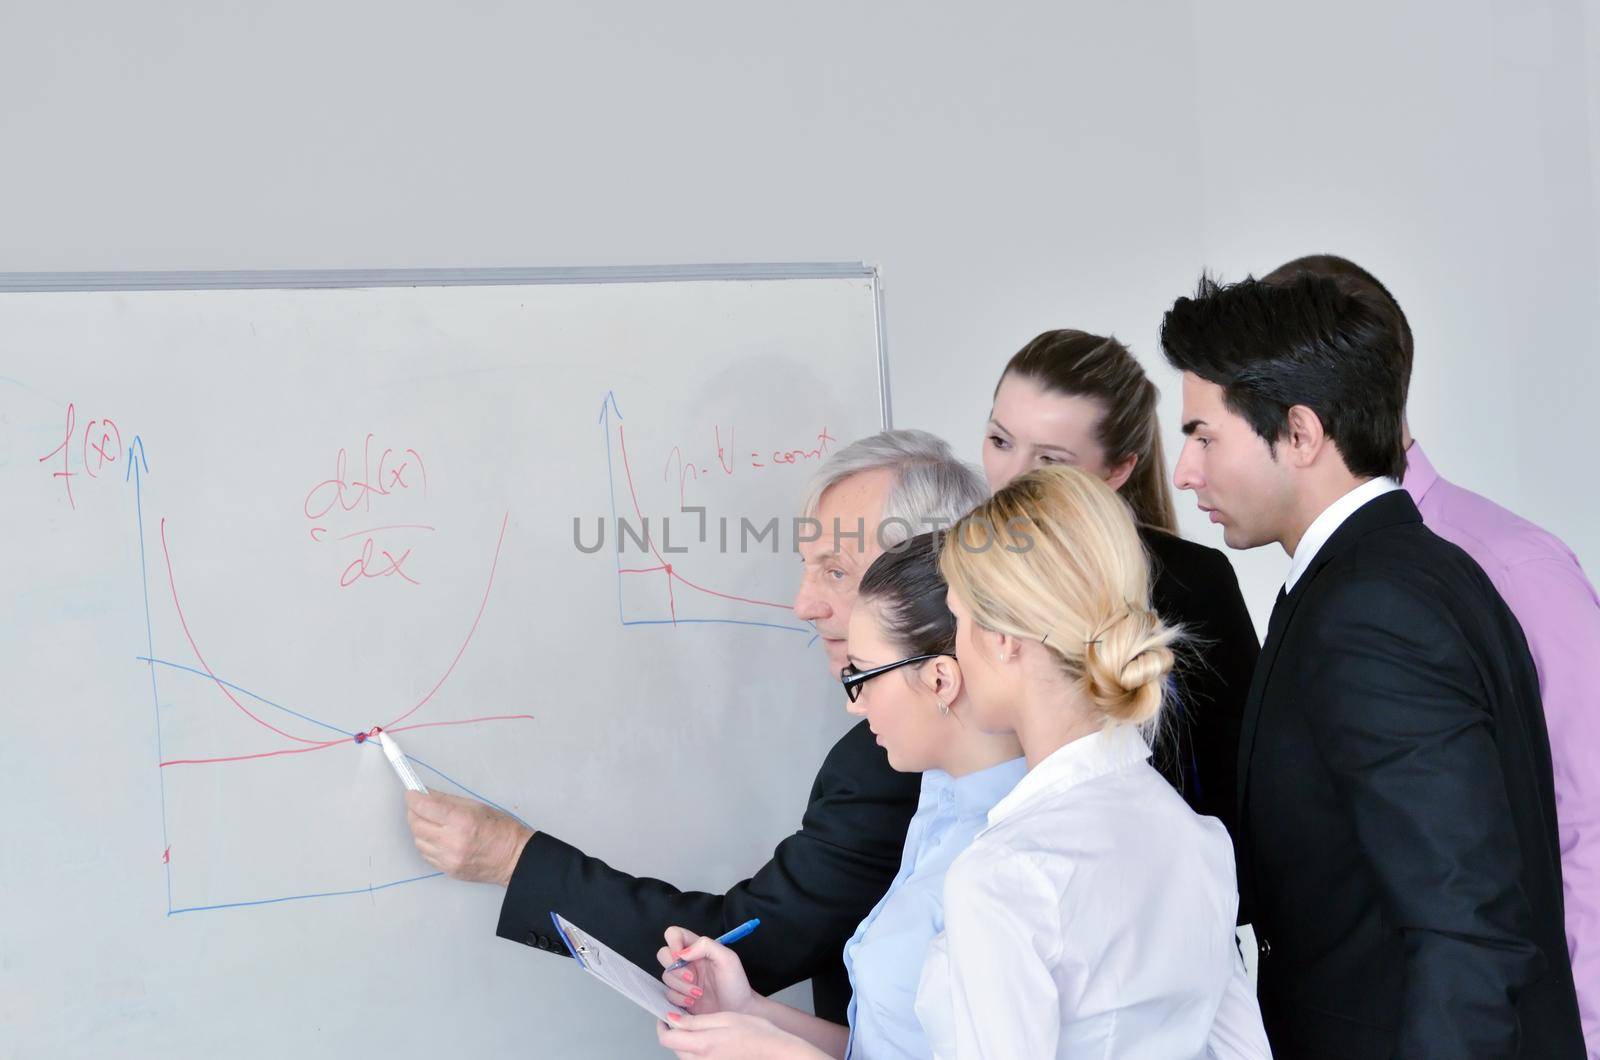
<box><xmin>914</xmin><ymin>723</ymin><xmax>1271</xmax><ymax>1059</ymax></box>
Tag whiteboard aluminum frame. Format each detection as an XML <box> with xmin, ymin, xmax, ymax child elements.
<box><xmin>0</xmin><ymin>262</ymin><xmax>892</xmax><ymax>430</ymax></box>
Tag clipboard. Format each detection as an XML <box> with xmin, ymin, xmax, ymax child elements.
<box><xmin>550</xmin><ymin>912</ymin><xmax>688</xmax><ymax>1023</ymax></box>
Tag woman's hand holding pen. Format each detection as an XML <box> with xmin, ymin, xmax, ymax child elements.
<box><xmin>655</xmin><ymin>927</ymin><xmax>841</xmax><ymax>1059</ymax></box>
<box><xmin>657</xmin><ymin>927</ymin><xmax>753</xmax><ymax>1016</ymax></box>
<box><xmin>655</xmin><ymin>930</ymin><xmax>824</xmax><ymax>1059</ymax></box>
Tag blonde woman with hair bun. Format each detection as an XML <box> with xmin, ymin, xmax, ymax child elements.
<box><xmin>915</xmin><ymin>466</ymin><xmax>1270</xmax><ymax>1059</ymax></box>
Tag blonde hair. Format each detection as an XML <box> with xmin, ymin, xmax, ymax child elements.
<box><xmin>939</xmin><ymin>465</ymin><xmax>1178</xmax><ymax>726</ymax></box>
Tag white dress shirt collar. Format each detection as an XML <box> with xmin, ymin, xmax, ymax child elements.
<box><xmin>987</xmin><ymin>722</ymin><xmax>1151</xmax><ymax>828</ymax></box>
<box><xmin>1284</xmin><ymin>476</ymin><xmax>1402</xmax><ymax>592</ymax></box>
<box><xmin>916</xmin><ymin>719</ymin><xmax>1271</xmax><ymax>1057</ymax></box>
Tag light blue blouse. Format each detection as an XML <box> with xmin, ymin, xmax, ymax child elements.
<box><xmin>842</xmin><ymin>755</ymin><xmax>1027</xmax><ymax>1059</ymax></box>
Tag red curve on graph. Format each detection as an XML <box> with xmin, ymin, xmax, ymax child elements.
<box><xmin>161</xmin><ymin>517</ymin><xmax>328</xmax><ymax>745</ymax></box>
<box><xmin>158</xmin><ymin>511</ymin><xmax>522</xmax><ymax>765</ymax></box>
<box><xmin>158</xmin><ymin>714</ymin><xmax>536</xmax><ymax>768</ymax></box>
<box><xmin>615</xmin><ymin>423</ymin><xmax>792</xmax><ymax>616</ymax></box>
<box><xmin>382</xmin><ymin>511</ymin><xmax>509</xmax><ymax>730</ymax></box>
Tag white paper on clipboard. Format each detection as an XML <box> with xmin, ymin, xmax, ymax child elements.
<box><xmin>550</xmin><ymin>912</ymin><xmax>688</xmax><ymax>1023</ymax></box>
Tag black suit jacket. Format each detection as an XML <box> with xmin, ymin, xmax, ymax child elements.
<box><xmin>495</xmin><ymin>718</ymin><xmax>919</xmax><ymax>1024</ymax></box>
<box><xmin>1239</xmin><ymin>490</ymin><xmax>1582</xmax><ymax>1058</ymax></box>
<box><xmin>1141</xmin><ymin>525</ymin><xmax>1259</xmax><ymax>839</ymax></box>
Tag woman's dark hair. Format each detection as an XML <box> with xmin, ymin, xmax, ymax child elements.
<box><xmin>857</xmin><ymin>532</ymin><xmax>956</xmax><ymax>657</ymax></box>
<box><xmin>1160</xmin><ymin>273</ymin><xmax>1407</xmax><ymax>481</ymax></box>
<box><xmin>998</xmin><ymin>330</ymin><xmax>1177</xmax><ymax>534</ymax></box>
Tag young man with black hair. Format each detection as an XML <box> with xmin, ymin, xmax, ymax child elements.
<box><xmin>1161</xmin><ymin>274</ymin><xmax>1582</xmax><ymax>1058</ymax></box>
<box><xmin>1262</xmin><ymin>254</ymin><xmax>1600</xmax><ymax>1056</ymax></box>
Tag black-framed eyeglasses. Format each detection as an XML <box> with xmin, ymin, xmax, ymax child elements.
<box><xmin>840</xmin><ymin>653</ymin><xmax>944</xmax><ymax>702</ymax></box>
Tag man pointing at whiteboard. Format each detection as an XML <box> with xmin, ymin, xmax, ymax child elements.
<box><xmin>403</xmin><ymin>429</ymin><xmax>987</xmax><ymax>1023</ymax></box>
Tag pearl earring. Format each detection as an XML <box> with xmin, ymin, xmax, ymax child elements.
<box><xmin>936</xmin><ymin>698</ymin><xmax>949</xmax><ymax>716</ymax></box>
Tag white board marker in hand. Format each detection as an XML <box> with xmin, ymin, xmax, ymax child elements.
<box><xmin>376</xmin><ymin>731</ymin><xmax>429</xmax><ymax>794</ymax></box>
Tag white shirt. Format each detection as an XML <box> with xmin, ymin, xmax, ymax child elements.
<box><xmin>1283</xmin><ymin>476</ymin><xmax>1402</xmax><ymax>591</ymax></box>
<box><xmin>913</xmin><ymin>724</ymin><xmax>1271</xmax><ymax>1059</ymax></box>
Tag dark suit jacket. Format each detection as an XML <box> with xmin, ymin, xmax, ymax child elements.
<box><xmin>1239</xmin><ymin>490</ymin><xmax>1582</xmax><ymax>1058</ymax></box>
<box><xmin>495</xmin><ymin>718</ymin><xmax>919</xmax><ymax>1024</ymax></box>
<box><xmin>1142</xmin><ymin>525</ymin><xmax>1259</xmax><ymax>839</ymax></box>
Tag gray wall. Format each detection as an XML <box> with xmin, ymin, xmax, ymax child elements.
<box><xmin>4</xmin><ymin>0</ymin><xmax>1595</xmax><ymax>624</ymax></box>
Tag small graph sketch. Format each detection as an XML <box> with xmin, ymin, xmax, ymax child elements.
<box><xmin>597</xmin><ymin>390</ymin><xmax>818</xmax><ymax>643</ymax></box>
<box><xmin>126</xmin><ymin>441</ymin><xmax>533</xmax><ymax>916</ymax></box>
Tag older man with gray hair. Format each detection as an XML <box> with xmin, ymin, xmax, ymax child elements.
<box><xmin>404</xmin><ymin>428</ymin><xmax>987</xmax><ymax>1023</ymax></box>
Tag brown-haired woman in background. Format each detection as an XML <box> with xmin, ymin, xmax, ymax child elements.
<box><xmin>981</xmin><ymin>329</ymin><xmax>1258</xmax><ymax>839</ymax></box>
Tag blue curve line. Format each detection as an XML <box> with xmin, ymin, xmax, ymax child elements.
<box><xmin>138</xmin><ymin>659</ymin><xmax>545</xmax><ymax>817</ymax></box>
<box><xmin>623</xmin><ymin>617</ymin><xmax>811</xmax><ymax>634</ymax></box>
<box><xmin>406</xmin><ymin>754</ymin><xmax>530</xmax><ymax>828</ymax></box>
<box><xmin>128</xmin><ymin>442</ymin><xmax>173</xmax><ymax>914</ymax></box>
<box><xmin>136</xmin><ymin>656</ymin><xmax>354</xmax><ymax>739</ymax></box>
<box><xmin>166</xmin><ymin>751</ymin><xmax>530</xmax><ymax>915</ymax></box>
<box><xmin>0</xmin><ymin>374</ymin><xmax>64</xmax><ymax>406</ymax></box>
<box><xmin>601</xmin><ymin>391</ymin><xmax>625</xmax><ymax>625</ymax></box>
<box><xmin>142</xmin><ymin>656</ymin><xmax>536</xmax><ymax>913</ymax></box>
<box><xmin>169</xmin><ymin>872</ymin><xmax>445</xmax><ymax>915</ymax></box>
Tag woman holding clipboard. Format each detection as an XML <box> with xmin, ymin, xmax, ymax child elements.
<box><xmin>656</xmin><ymin>530</ymin><xmax>1026</xmax><ymax>1058</ymax></box>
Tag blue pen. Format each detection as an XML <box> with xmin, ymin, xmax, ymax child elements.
<box><xmin>664</xmin><ymin>918</ymin><xmax>761</xmax><ymax>973</ymax></box>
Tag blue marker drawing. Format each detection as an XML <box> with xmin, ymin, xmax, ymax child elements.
<box><xmin>127</xmin><ymin>436</ymin><xmax>173</xmax><ymax>914</ymax></box>
<box><xmin>119</xmin><ymin>390</ymin><xmax>818</xmax><ymax>918</ymax></box>
<box><xmin>600</xmin><ymin>390</ymin><xmax>626</xmax><ymax>626</ymax></box>
<box><xmin>142</xmin><ymin>651</ymin><xmax>534</xmax><ymax>914</ymax></box>
<box><xmin>128</xmin><ymin>435</ymin><xmax>530</xmax><ymax>916</ymax></box>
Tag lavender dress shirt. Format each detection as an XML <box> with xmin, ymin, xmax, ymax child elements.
<box><xmin>1405</xmin><ymin>441</ymin><xmax>1600</xmax><ymax>1052</ymax></box>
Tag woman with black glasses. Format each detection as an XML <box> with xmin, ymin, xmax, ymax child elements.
<box><xmin>653</xmin><ymin>532</ymin><xmax>1023</xmax><ymax>1060</ymax></box>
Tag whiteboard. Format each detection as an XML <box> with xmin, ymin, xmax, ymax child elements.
<box><xmin>0</xmin><ymin>266</ymin><xmax>888</xmax><ymax>1058</ymax></box>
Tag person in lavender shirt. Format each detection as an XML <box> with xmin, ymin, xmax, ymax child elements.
<box><xmin>1266</xmin><ymin>254</ymin><xmax>1600</xmax><ymax>1054</ymax></box>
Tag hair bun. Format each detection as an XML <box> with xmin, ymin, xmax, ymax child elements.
<box><xmin>1081</xmin><ymin>606</ymin><xmax>1176</xmax><ymax>723</ymax></box>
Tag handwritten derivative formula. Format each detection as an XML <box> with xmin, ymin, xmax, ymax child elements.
<box><xmin>302</xmin><ymin>434</ymin><xmax>432</xmax><ymax>588</ymax></box>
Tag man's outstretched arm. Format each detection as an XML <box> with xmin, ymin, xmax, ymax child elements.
<box><xmin>407</xmin><ymin>721</ymin><xmax>919</xmax><ymax>1001</ymax></box>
